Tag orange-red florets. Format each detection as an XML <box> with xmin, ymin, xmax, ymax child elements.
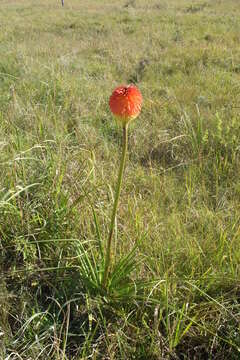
<box><xmin>109</xmin><ymin>85</ymin><xmax>142</xmax><ymax>124</ymax></box>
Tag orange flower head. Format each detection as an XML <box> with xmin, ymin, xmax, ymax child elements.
<box><xmin>109</xmin><ymin>84</ymin><xmax>142</xmax><ymax>125</ymax></box>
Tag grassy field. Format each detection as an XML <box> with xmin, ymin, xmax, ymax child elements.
<box><xmin>1</xmin><ymin>0</ymin><xmax>240</xmax><ymax>358</ymax></box>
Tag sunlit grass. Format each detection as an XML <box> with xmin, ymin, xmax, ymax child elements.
<box><xmin>1</xmin><ymin>0</ymin><xmax>240</xmax><ymax>358</ymax></box>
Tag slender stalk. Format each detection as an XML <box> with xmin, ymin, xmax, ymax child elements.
<box><xmin>102</xmin><ymin>124</ymin><xmax>128</xmax><ymax>288</ymax></box>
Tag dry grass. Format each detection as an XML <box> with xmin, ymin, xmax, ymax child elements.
<box><xmin>1</xmin><ymin>0</ymin><xmax>240</xmax><ymax>358</ymax></box>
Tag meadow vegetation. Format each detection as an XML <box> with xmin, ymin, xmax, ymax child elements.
<box><xmin>1</xmin><ymin>0</ymin><xmax>240</xmax><ymax>358</ymax></box>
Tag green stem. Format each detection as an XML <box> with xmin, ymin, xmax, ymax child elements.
<box><xmin>102</xmin><ymin>124</ymin><xmax>128</xmax><ymax>288</ymax></box>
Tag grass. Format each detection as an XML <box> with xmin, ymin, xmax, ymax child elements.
<box><xmin>1</xmin><ymin>0</ymin><xmax>240</xmax><ymax>358</ymax></box>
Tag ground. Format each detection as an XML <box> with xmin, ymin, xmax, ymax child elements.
<box><xmin>1</xmin><ymin>0</ymin><xmax>240</xmax><ymax>359</ymax></box>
